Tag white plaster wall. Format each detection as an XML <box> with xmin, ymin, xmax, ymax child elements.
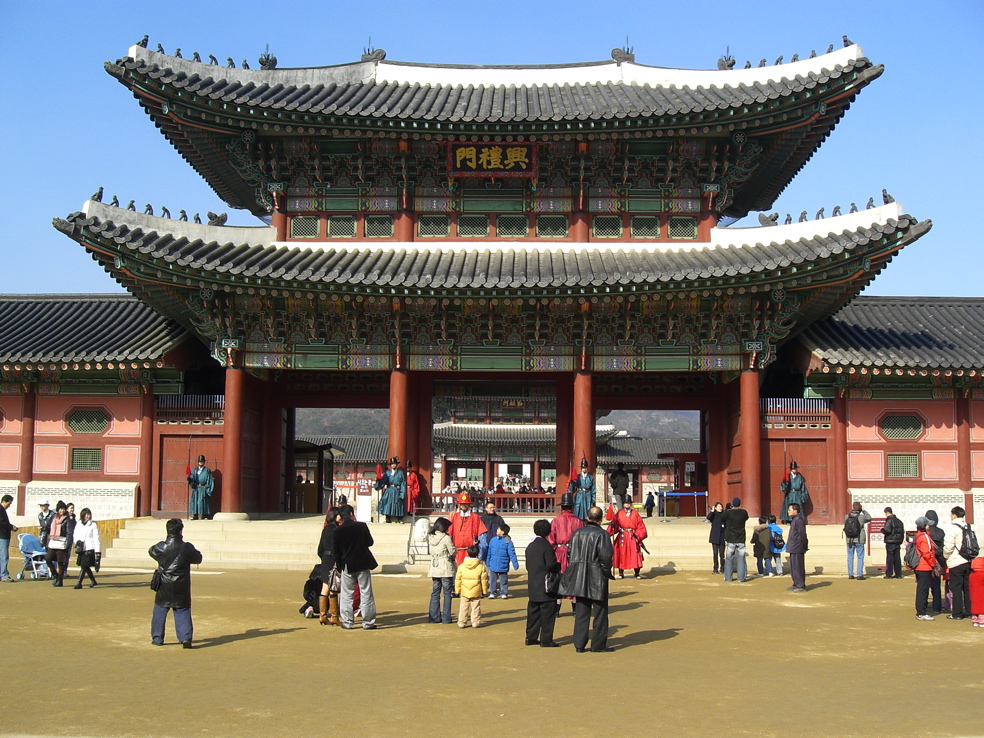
<box><xmin>24</xmin><ymin>481</ymin><xmax>137</xmax><ymax>521</ymax></box>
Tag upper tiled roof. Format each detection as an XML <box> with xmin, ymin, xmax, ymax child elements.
<box><xmin>597</xmin><ymin>436</ymin><xmax>700</xmax><ymax>465</ymax></box>
<box><xmin>54</xmin><ymin>201</ymin><xmax>928</xmax><ymax>293</ymax></box>
<box><xmin>0</xmin><ymin>294</ymin><xmax>187</xmax><ymax>365</ymax></box>
<box><xmin>433</xmin><ymin>423</ymin><xmax>620</xmax><ymax>445</ymax></box>
<box><xmin>296</xmin><ymin>435</ymin><xmax>389</xmax><ymax>462</ymax></box>
<box><xmin>801</xmin><ymin>297</ymin><xmax>984</xmax><ymax>370</ymax></box>
<box><xmin>110</xmin><ymin>45</ymin><xmax>878</xmax><ymax>124</ymax></box>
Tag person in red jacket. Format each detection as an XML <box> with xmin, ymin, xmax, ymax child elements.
<box><xmin>548</xmin><ymin>492</ymin><xmax>584</xmax><ymax>573</ymax></box>
<box><xmin>405</xmin><ymin>460</ymin><xmax>420</xmax><ymax>516</ymax></box>
<box><xmin>969</xmin><ymin>557</ymin><xmax>984</xmax><ymax>627</ymax></box>
<box><xmin>607</xmin><ymin>496</ymin><xmax>648</xmax><ymax>578</ymax></box>
<box><xmin>449</xmin><ymin>493</ymin><xmax>487</xmax><ymax>567</ymax></box>
<box><xmin>914</xmin><ymin>516</ymin><xmax>939</xmax><ymax>621</ymax></box>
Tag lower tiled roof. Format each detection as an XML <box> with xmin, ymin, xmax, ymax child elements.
<box><xmin>296</xmin><ymin>435</ymin><xmax>389</xmax><ymax>463</ymax></box>
<box><xmin>596</xmin><ymin>437</ymin><xmax>701</xmax><ymax>465</ymax></box>
<box><xmin>800</xmin><ymin>296</ymin><xmax>984</xmax><ymax>370</ymax></box>
<box><xmin>0</xmin><ymin>294</ymin><xmax>187</xmax><ymax>365</ymax></box>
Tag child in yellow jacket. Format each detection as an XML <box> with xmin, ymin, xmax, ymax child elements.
<box><xmin>454</xmin><ymin>544</ymin><xmax>490</xmax><ymax>628</ymax></box>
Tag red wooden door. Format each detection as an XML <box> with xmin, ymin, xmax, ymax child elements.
<box><xmin>159</xmin><ymin>436</ymin><xmax>224</xmax><ymax>514</ymax></box>
<box><xmin>766</xmin><ymin>441</ymin><xmax>831</xmax><ymax>523</ymax></box>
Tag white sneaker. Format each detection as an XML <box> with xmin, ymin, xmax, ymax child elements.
<box><xmin>768</xmin><ymin>573</ymin><xmax>776</xmax><ymax>577</ymax></box>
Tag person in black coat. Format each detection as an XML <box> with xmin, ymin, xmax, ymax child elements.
<box><xmin>881</xmin><ymin>507</ymin><xmax>905</xmax><ymax>579</ymax></box>
<box><xmin>148</xmin><ymin>518</ymin><xmax>203</xmax><ymax>647</ymax></box>
<box><xmin>558</xmin><ymin>506</ymin><xmax>615</xmax><ymax>652</ymax></box>
<box><xmin>316</xmin><ymin>507</ymin><xmax>342</xmax><ymax>626</ymax></box>
<box><xmin>925</xmin><ymin>509</ymin><xmax>947</xmax><ymax>614</ymax></box>
<box><xmin>525</xmin><ymin>519</ymin><xmax>561</xmax><ymax>647</ymax></box>
<box><xmin>785</xmin><ymin>504</ymin><xmax>808</xmax><ymax>593</ymax></box>
<box><xmin>705</xmin><ymin>501</ymin><xmax>726</xmax><ymax>574</ymax></box>
<box><xmin>333</xmin><ymin>505</ymin><xmax>378</xmax><ymax>630</ymax></box>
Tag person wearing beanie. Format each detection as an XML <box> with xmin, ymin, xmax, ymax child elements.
<box><xmin>913</xmin><ymin>516</ymin><xmax>939</xmax><ymax>621</ymax></box>
<box><xmin>785</xmin><ymin>503</ymin><xmax>809</xmax><ymax>593</ymax></box>
<box><xmin>844</xmin><ymin>501</ymin><xmax>872</xmax><ymax>580</ymax></box>
<box><xmin>148</xmin><ymin>518</ymin><xmax>203</xmax><ymax>647</ymax></box>
<box><xmin>720</xmin><ymin>497</ymin><xmax>749</xmax><ymax>582</ymax></box>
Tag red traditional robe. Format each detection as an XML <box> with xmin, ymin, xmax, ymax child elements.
<box><xmin>449</xmin><ymin>511</ymin><xmax>487</xmax><ymax>566</ymax></box>
<box><xmin>548</xmin><ymin>510</ymin><xmax>584</xmax><ymax>573</ymax></box>
<box><xmin>608</xmin><ymin>508</ymin><xmax>647</xmax><ymax>570</ymax></box>
<box><xmin>406</xmin><ymin>470</ymin><xmax>420</xmax><ymax>515</ymax></box>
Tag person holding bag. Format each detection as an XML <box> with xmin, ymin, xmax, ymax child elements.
<box><xmin>913</xmin><ymin>516</ymin><xmax>939</xmax><ymax>621</ymax></box>
<box><xmin>427</xmin><ymin>517</ymin><xmax>456</xmax><ymax>624</ymax></box>
<box><xmin>317</xmin><ymin>507</ymin><xmax>342</xmax><ymax>626</ymax></box>
<box><xmin>73</xmin><ymin>508</ymin><xmax>101</xmax><ymax>588</ymax></box>
<box><xmin>525</xmin><ymin>519</ymin><xmax>561</xmax><ymax>647</ymax></box>
<box><xmin>45</xmin><ymin>501</ymin><xmax>75</xmax><ymax>587</ymax></box>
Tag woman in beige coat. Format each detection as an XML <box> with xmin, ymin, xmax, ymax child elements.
<box><xmin>428</xmin><ymin>517</ymin><xmax>456</xmax><ymax>623</ymax></box>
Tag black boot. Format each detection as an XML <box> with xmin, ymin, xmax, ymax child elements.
<box><xmin>74</xmin><ymin>572</ymin><xmax>85</xmax><ymax>589</ymax></box>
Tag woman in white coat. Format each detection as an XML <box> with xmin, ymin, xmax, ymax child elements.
<box><xmin>427</xmin><ymin>517</ymin><xmax>457</xmax><ymax>624</ymax></box>
<box><xmin>73</xmin><ymin>508</ymin><xmax>101</xmax><ymax>588</ymax></box>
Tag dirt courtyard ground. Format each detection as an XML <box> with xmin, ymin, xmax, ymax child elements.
<box><xmin>2</xmin><ymin>564</ymin><xmax>982</xmax><ymax>738</ymax></box>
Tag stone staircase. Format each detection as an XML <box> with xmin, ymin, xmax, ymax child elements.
<box><xmin>103</xmin><ymin>515</ymin><xmax>860</xmax><ymax>575</ymax></box>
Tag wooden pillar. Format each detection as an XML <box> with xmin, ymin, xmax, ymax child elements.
<box><xmin>485</xmin><ymin>456</ymin><xmax>494</xmax><ymax>489</ymax></box>
<box><xmin>533</xmin><ymin>456</ymin><xmax>542</xmax><ymax>490</ymax></box>
<box><xmin>739</xmin><ymin>369</ymin><xmax>762</xmax><ymax>515</ymax></box>
<box><xmin>706</xmin><ymin>401</ymin><xmax>725</xmax><ymax>504</ymax></box>
<box><xmin>555</xmin><ymin>375</ymin><xmax>574</xmax><ymax>495</ymax></box>
<box><xmin>222</xmin><ymin>367</ymin><xmax>246</xmax><ymax>513</ymax></box>
<box><xmin>388</xmin><ymin>369</ymin><xmax>409</xmax><ymax>465</ymax></box>
<box><xmin>831</xmin><ymin>395</ymin><xmax>850</xmax><ymax>520</ymax></box>
<box><xmin>957</xmin><ymin>394</ymin><xmax>973</xmax><ymax>522</ymax></box>
<box><xmin>271</xmin><ymin>210</ymin><xmax>287</xmax><ymax>241</ymax></box>
<box><xmin>261</xmin><ymin>383</ymin><xmax>283</xmax><ymax>513</ymax></box>
<box><xmin>440</xmin><ymin>454</ymin><xmax>449</xmax><ymax>495</ymax></box>
<box><xmin>573</xmin><ymin>371</ymin><xmax>595</xmax><ymax>472</ymax></box>
<box><xmin>571</xmin><ymin>212</ymin><xmax>589</xmax><ymax>242</ymax></box>
<box><xmin>138</xmin><ymin>390</ymin><xmax>155</xmax><ymax>517</ymax></box>
<box><xmin>395</xmin><ymin>212</ymin><xmax>414</xmax><ymax>241</ymax></box>
<box><xmin>284</xmin><ymin>408</ymin><xmax>296</xmax><ymax>513</ymax></box>
<box><xmin>17</xmin><ymin>388</ymin><xmax>36</xmax><ymax>517</ymax></box>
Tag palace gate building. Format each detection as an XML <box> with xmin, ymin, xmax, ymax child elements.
<box><xmin>6</xmin><ymin>38</ymin><xmax>980</xmax><ymax>527</ymax></box>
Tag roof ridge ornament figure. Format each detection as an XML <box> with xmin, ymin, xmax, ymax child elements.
<box><xmin>110</xmin><ymin>195</ymin><xmax>119</xmax><ymax>207</ymax></box>
<box><xmin>832</xmin><ymin>205</ymin><xmax>841</xmax><ymax>217</ymax></box>
<box><xmin>798</xmin><ymin>211</ymin><xmax>808</xmax><ymax>222</ymax></box>
<box><xmin>161</xmin><ymin>206</ymin><xmax>171</xmax><ymax>219</ymax></box>
<box><xmin>810</xmin><ymin>49</ymin><xmax>817</xmax><ymax>58</ymax></box>
<box><xmin>136</xmin><ymin>35</ymin><xmax>148</xmax><ymax>49</ymax></box>
<box><xmin>775</xmin><ymin>56</ymin><xmax>783</xmax><ymax>65</ymax></box>
<box><xmin>208</xmin><ymin>54</ymin><xmax>218</xmax><ymax>65</ymax></box>
<box><xmin>91</xmin><ymin>186</ymin><xmax>103</xmax><ymax>203</ymax></box>
<box><xmin>193</xmin><ymin>52</ymin><xmax>201</xmax><ymax>62</ymax></box>
<box><xmin>612</xmin><ymin>38</ymin><xmax>635</xmax><ymax>64</ymax></box>
<box><xmin>866</xmin><ymin>197</ymin><xmax>874</xmax><ymax>209</ymax></box>
<box><xmin>242</xmin><ymin>59</ymin><xmax>250</xmax><ymax>69</ymax></box>
<box><xmin>127</xmin><ymin>200</ymin><xmax>136</xmax><ymax>211</ymax></box>
<box><xmin>784</xmin><ymin>213</ymin><xmax>792</xmax><ymax>225</ymax></box>
<box><xmin>144</xmin><ymin>204</ymin><xmax>153</xmax><ymax>216</ymax></box>
<box><xmin>207</xmin><ymin>212</ymin><xmax>227</xmax><ymax>226</ymax></box>
<box><xmin>882</xmin><ymin>189</ymin><xmax>895</xmax><ymax>204</ymax></box>
<box><xmin>156</xmin><ymin>43</ymin><xmax>165</xmax><ymax>54</ymax></box>
<box><xmin>227</xmin><ymin>57</ymin><xmax>235</xmax><ymax>68</ymax></box>
<box><xmin>758</xmin><ymin>59</ymin><xmax>766</xmax><ymax>67</ymax></box>
<box><xmin>843</xmin><ymin>35</ymin><xmax>853</xmax><ymax>47</ymax></box>
<box><xmin>259</xmin><ymin>45</ymin><xmax>277</xmax><ymax>70</ymax></box>
<box><xmin>826</xmin><ymin>44</ymin><xmax>834</xmax><ymax>53</ymax></box>
<box><xmin>791</xmin><ymin>53</ymin><xmax>799</xmax><ymax>62</ymax></box>
<box><xmin>179</xmin><ymin>209</ymin><xmax>188</xmax><ymax>221</ymax></box>
<box><xmin>717</xmin><ymin>47</ymin><xmax>735</xmax><ymax>70</ymax></box>
<box><xmin>174</xmin><ymin>49</ymin><xmax>182</xmax><ymax>59</ymax></box>
<box><xmin>743</xmin><ymin>60</ymin><xmax>751</xmax><ymax>69</ymax></box>
<box><xmin>361</xmin><ymin>38</ymin><xmax>386</xmax><ymax>63</ymax></box>
<box><xmin>815</xmin><ymin>207</ymin><xmax>824</xmax><ymax>219</ymax></box>
<box><xmin>758</xmin><ymin>212</ymin><xmax>779</xmax><ymax>227</ymax></box>
<box><xmin>193</xmin><ymin>213</ymin><xmax>202</xmax><ymax>224</ymax></box>
<box><xmin>849</xmin><ymin>202</ymin><xmax>858</xmax><ymax>213</ymax></box>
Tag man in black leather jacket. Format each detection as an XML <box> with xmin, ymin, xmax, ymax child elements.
<box><xmin>149</xmin><ymin>519</ymin><xmax>203</xmax><ymax>648</ymax></box>
<box><xmin>558</xmin><ymin>506</ymin><xmax>615</xmax><ymax>652</ymax></box>
<box><xmin>881</xmin><ymin>507</ymin><xmax>905</xmax><ymax>579</ymax></box>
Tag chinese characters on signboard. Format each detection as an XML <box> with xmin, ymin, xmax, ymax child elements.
<box><xmin>447</xmin><ymin>142</ymin><xmax>538</xmax><ymax>178</ymax></box>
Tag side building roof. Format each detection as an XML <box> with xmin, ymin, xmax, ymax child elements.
<box><xmin>799</xmin><ymin>296</ymin><xmax>984</xmax><ymax>371</ymax></box>
<box><xmin>0</xmin><ymin>293</ymin><xmax>187</xmax><ymax>366</ymax></box>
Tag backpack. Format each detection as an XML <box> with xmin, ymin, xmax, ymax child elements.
<box><xmin>958</xmin><ymin>524</ymin><xmax>980</xmax><ymax>560</ymax></box>
<box><xmin>843</xmin><ymin>512</ymin><xmax>862</xmax><ymax>539</ymax></box>
<box><xmin>904</xmin><ymin>539</ymin><xmax>922</xmax><ymax>570</ymax></box>
<box><xmin>770</xmin><ymin>530</ymin><xmax>785</xmax><ymax>551</ymax></box>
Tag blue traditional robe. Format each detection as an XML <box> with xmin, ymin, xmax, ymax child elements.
<box><xmin>573</xmin><ymin>471</ymin><xmax>595</xmax><ymax>521</ymax></box>
<box><xmin>189</xmin><ymin>465</ymin><xmax>214</xmax><ymax>516</ymax></box>
<box><xmin>377</xmin><ymin>467</ymin><xmax>407</xmax><ymax>519</ymax></box>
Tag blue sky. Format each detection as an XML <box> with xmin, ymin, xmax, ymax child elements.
<box><xmin>1</xmin><ymin>0</ymin><xmax>980</xmax><ymax>296</ymax></box>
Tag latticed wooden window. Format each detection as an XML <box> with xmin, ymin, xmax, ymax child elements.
<box><xmin>879</xmin><ymin>414</ymin><xmax>924</xmax><ymax>440</ymax></box>
<box><xmin>71</xmin><ymin>448</ymin><xmax>103</xmax><ymax>472</ymax></box>
<box><xmin>418</xmin><ymin>215</ymin><xmax>451</xmax><ymax>237</ymax></box>
<box><xmin>593</xmin><ymin>215</ymin><xmax>622</xmax><ymax>239</ymax></box>
<box><xmin>458</xmin><ymin>215</ymin><xmax>490</xmax><ymax>237</ymax></box>
<box><xmin>290</xmin><ymin>215</ymin><xmax>320</xmax><ymax>239</ymax></box>
<box><xmin>668</xmin><ymin>216</ymin><xmax>698</xmax><ymax>239</ymax></box>
<box><xmin>886</xmin><ymin>453</ymin><xmax>919</xmax><ymax>478</ymax></box>
<box><xmin>326</xmin><ymin>215</ymin><xmax>356</xmax><ymax>238</ymax></box>
<box><xmin>631</xmin><ymin>216</ymin><xmax>660</xmax><ymax>238</ymax></box>
<box><xmin>68</xmin><ymin>409</ymin><xmax>109</xmax><ymax>434</ymax></box>
<box><xmin>536</xmin><ymin>215</ymin><xmax>568</xmax><ymax>238</ymax></box>
<box><xmin>496</xmin><ymin>215</ymin><xmax>529</xmax><ymax>238</ymax></box>
<box><xmin>364</xmin><ymin>215</ymin><xmax>394</xmax><ymax>238</ymax></box>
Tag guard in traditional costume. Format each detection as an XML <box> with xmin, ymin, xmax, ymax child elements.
<box><xmin>449</xmin><ymin>493</ymin><xmax>487</xmax><ymax>566</ymax></box>
<box><xmin>573</xmin><ymin>459</ymin><xmax>596</xmax><ymax>521</ymax></box>
<box><xmin>607</xmin><ymin>496</ymin><xmax>648</xmax><ymax>578</ymax></box>
<box><xmin>188</xmin><ymin>455</ymin><xmax>214</xmax><ymax>520</ymax></box>
<box><xmin>548</xmin><ymin>492</ymin><xmax>584</xmax><ymax>573</ymax></box>
<box><xmin>780</xmin><ymin>461</ymin><xmax>809</xmax><ymax>523</ymax></box>
<box><xmin>376</xmin><ymin>456</ymin><xmax>407</xmax><ymax>523</ymax></box>
<box><xmin>405</xmin><ymin>460</ymin><xmax>420</xmax><ymax>516</ymax></box>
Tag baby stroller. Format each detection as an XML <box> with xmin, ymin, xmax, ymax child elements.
<box><xmin>17</xmin><ymin>533</ymin><xmax>52</xmax><ymax>580</ymax></box>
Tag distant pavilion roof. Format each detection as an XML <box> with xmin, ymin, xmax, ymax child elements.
<box><xmin>0</xmin><ymin>293</ymin><xmax>187</xmax><ymax>366</ymax></box>
<box><xmin>799</xmin><ymin>297</ymin><xmax>984</xmax><ymax>371</ymax></box>
<box><xmin>596</xmin><ymin>436</ymin><xmax>701</xmax><ymax>465</ymax></box>
<box><xmin>296</xmin><ymin>435</ymin><xmax>389</xmax><ymax>462</ymax></box>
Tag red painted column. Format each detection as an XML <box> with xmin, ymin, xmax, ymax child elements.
<box><xmin>395</xmin><ymin>212</ymin><xmax>414</xmax><ymax>241</ymax></box>
<box><xmin>484</xmin><ymin>456</ymin><xmax>494</xmax><ymax>490</ymax></box>
<box><xmin>707</xmin><ymin>400</ymin><xmax>726</xmax><ymax>505</ymax></box>
<box><xmin>739</xmin><ymin>369</ymin><xmax>762</xmax><ymax>516</ymax></box>
<box><xmin>261</xmin><ymin>383</ymin><xmax>283</xmax><ymax>513</ymax></box>
<box><xmin>571</xmin><ymin>212</ymin><xmax>589</xmax><ymax>242</ymax></box>
<box><xmin>388</xmin><ymin>369</ymin><xmax>409</xmax><ymax>466</ymax></box>
<box><xmin>555</xmin><ymin>375</ymin><xmax>574</xmax><ymax>495</ymax></box>
<box><xmin>573</xmin><ymin>371</ymin><xmax>595</xmax><ymax>472</ymax></box>
<box><xmin>222</xmin><ymin>367</ymin><xmax>246</xmax><ymax>513</ymax></box>
<box><xmin>271</xmin><ymin>190</ymin><xmax>288</xmax><ymax>241</ymax></box>
<box><xmin>138</xmin><ymin>391</ymin><xmax>155</xmax><ymax>517</ymax></box>
<box><xmin>957</xmin><ymin>394</ymin><xmax>973</xmax><ymax>522</ymax></box>
<box><xmin>831</xmin><ymin>395</ymin><xmax>850</xmax><ymax>520</ymax></box>
<box><xmin>533</xmin><ymin>456</ymin><xmax>542</xmax><ymax>490</ymax></box>
<box><xmin>284</xmin><ymin>407</ymin><xmax>296</xmax><ymax>513</ymax></box>
<box><xmin>17</xmin><ymin>388</ymin><xmax>36</xmax><ymax>516</ymax></box>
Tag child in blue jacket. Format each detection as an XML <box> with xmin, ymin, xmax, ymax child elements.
<box><xmin>485</xmin><ymin>522</ymin><xmax>519</xmax><ymax>598</ymax></box>
<box><xmin>768</xmin><ymin>515</ymin><xmax>785</xmax><ymax>576</ymax></box>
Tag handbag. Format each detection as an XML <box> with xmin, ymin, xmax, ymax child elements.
<box><xmin>544</xmin><ymin>570</ymin><xmax>561</xmax><ymax>598</ymax></box>
<box><xmin>47</xmin><ymin>537</ymin><xmax>68</xmax><ymax>550</ymax></box>
<box><xmin>327</xmin><ymin>567</ymin><xmax>342</xmax><ymax>594</ymax></box>
<box><xmin>150</xmin><ymin>568</ymin><xmax>163</xmax><ymax>591</ymax></box>
<box><xmin>74</xmin><ymin>540</ymin><xmax>85</xmax><ymax>555</ymax></box>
